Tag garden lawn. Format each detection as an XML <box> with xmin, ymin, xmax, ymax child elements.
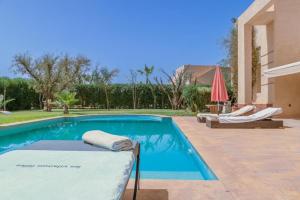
<box><xmin>0</xmin><ymin>109</ymin><xmax>195</xmax><ymax>125</ymax></box>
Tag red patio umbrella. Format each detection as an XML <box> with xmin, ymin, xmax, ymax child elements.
<box><xmin>211</xmin><ymin>66</ymin><xmax>229</xmax><ymax>114</ymax></box>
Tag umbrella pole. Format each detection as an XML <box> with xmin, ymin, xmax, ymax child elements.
<box><xmin>217</xmin><ymin>101</ymin><xmax>220</xmax><ymax>115</ymax></box>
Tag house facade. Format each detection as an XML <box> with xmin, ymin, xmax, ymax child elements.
<box><xmin>176</xmin><ymin>65</ymin><xmax>230</xmax><ymax>85</ymax></box>
<box><xmin>238</xmin><ymin>0</ymin><xmax>300</xmax><ymax>117</ymax></box>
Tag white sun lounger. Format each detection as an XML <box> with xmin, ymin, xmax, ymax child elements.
<box><xmin>0</xmin><ymin>140</ymin><xmax>140</xmax><ymax>200</ymax></box>
<box><xmin>197</xmin><ymin>105</ymin><xmax>255</xmax><ymax>123</ymax></box>
<box><xmin>206</xmin><ymin>107</ymin><xmax>283</xmax><ymax>129</ymax></box>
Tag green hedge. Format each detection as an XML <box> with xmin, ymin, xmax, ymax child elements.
<box><xmin>183</xmin><ymin>85</ymin><xmax>211</xmax><ymax>112</ymax></box>
<box><xmin>0</xmin><ymin>77</ymin><xmax>233</xmax><ymax>111</ymax></box>
<box><xmin>0</xmin><ymin>78</ymin><xmax>40</xmax><ymax>110</ymax></box>
<box><xmin>183</xmin><ymin>84</ymin><xmax>234</xmax><ymax>112</ymax></box>
<box><xmin>75</xmin><ymin>84</ymin><xmax>171</xmax><ymax>109</ymax></box>
<box><xmin>0</xmin><ymin>78</ymin><xmax>172</xmax><ymax>110</ymax></box>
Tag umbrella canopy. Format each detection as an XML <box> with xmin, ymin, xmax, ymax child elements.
<box><xmin>211</xmin><ymin>66</ymin><xmax>229</xmax><ymax>102</ymax></box>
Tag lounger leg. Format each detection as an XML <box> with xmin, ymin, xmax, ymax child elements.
<box><xmin>133</xmin><ymin>143</ymin><xmax>140</xmax><ymax>200</ymax></box>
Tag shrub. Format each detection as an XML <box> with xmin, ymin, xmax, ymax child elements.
<box><xmin>75</xmin><ymin>84</ymin><xmax>171</xmax><ymax>109</ymax></box>
<box><xmin>183</xmin><ymin>85</ymin><xmax>211</xmax><ymax>112</ymax></box>
<box><xmin>0</xmin><ymin>78</ymin><xmax>40</xmax><ymax>111</ymax></box>
<box><xmin>3</xmin><ymin>77</ymin><xmax>232</xmax><ymax>111</ymax></box>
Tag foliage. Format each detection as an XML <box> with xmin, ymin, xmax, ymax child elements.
<box><xmin>0</xmin><ymin>77</ymin><xmax>39</xmax><ymax>111</ymax></box>
<box><xmin>1</xmin><ymin>77</ymin><xmax>239</xmax><ymax>112</ymax></box>
<box><xmin>226</xmin><ymin>84</ymin><xmax>235</xmax><ymax>103</ymax></box>
<box><xmin>137</xmin><ymin>65</ymin><xmax>157</xmax><ymax>108</ymax></box>
<box><xmin>222</xmin><ymin>18</ymin><xmax>238</xmax><ymax>101</ymax></box>
<box><xmin>55</xmin><ymin>91</ymin><xmax>79</xmax><ymax>114</ymax></box>
<box><xmin>129</xmin><ymin>70</ymin><xmax>138</xmax><ymax>109</ymax></box>
<box><xmin>138</xmin><ymin>65</ymin><xmax>154</xmax><ymax>84</ymax></box>
<box><xmin>0</xmin><ymin>77</ymin><xmax>11</xmax><ymax>111</ymax></box>
<box><xmin>155</xmin><ymin>69</ymin><xmax>190</xmax><ymax>110</ymax></box>
<box><xmin>90</xmin><ymin>66</ymin><xmax>119</xmax><ymax>110</ymax></box>
<box><xmin>0</xmin><ymin>77</ymin><xmax>10</xmax><ymax>89</ymax></box>
<box><xmin>148</xmin><ymin>81</ymin><xmax>158</xmax><ymax>109</ymax></box>
<box><xmin>12</xmin><ymin>54</ymin><xmax>90</xmax><ymax>111</ymax></box>
<box><xmin>75</xmin><ymin>84</ymin><xmax>171</xmax><ymax>109</ymax></box>
<box><xmin>0</xmin><ymin>78</ymin><xmax>172</xmax><ymax>111</ymax></box>
<box><xmin>183</xmin><ymin>84</ymin><xmax>234</xmax><ymax>112</ymax></box>
<box><xmin>183</xmin><ymin>85</ymin><xmax>211</xmax><ymax>112</ymax></box>
<box><xmin>0</xmin><ymin>94</ymin><xmax>15</xmax><ymax>111</ymax></box>
<box><xmin>252</xmin><ymin>28</ymin><xmax>261</xmax><ymax>97</ymax></box>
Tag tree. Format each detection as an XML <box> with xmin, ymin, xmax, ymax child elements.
<box><xmin>91</xmin><ymin>66</ymin><xmax>119</xmax><ymax>110</ymax></box>
<box><xmin>129</xmin><ymin>70</ymin><xmax>138</xmax><ymax>109</ymax></box>
<box><xmin>0</xmin><ymin>77</ymin><xmax>11</xmax><ymax>111</ymax></box>
<box><xmin>138</xmin><ymin>65</ymin><xmax>154</xmax><ymax>84</ymax></box>
<box><xmin>222</xmin><ymin>18</ymin><xmax>238</xmax><ymax>101</ymax></box>
<box><xmin>0</xmin><ymin>94</ymin><xmax>14</xmax><ymax>111</ymax></box>
<box><xmin>137</xmin><ymin>65</ymin><xmax>158</xmax><ymax>108</ymax></box>
<box><xmin>13</xmin><ymin>54</ymin><xmax>90</xmax><ymax>111</ymax></box>
<box><xmin>148</xmin><ymin>81</ymin><xmax>157</xmax><ymax>109</ymax></box>
<box><xmin>155</xmin><ymin>68</ymin><xmax>190</xmax><ymax>110</ymax></box>
<box><xmin>55</xmin><ymin>91</ymin><xmax>78</xmax><ymax>114</ymax></box>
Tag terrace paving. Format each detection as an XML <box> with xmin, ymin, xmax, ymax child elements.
<box><xmin>127</xmin><ymin>117</ymin><xmax>300</xmax><ymax>200</ymax></box>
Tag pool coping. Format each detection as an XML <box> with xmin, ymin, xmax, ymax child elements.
<box><xmin>0</xmin><ymin>113</ymin><xmax>170</xmax><ymax>128</ymax></box>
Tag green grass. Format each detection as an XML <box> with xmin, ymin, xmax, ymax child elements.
<box><xmin>0</xmin><ymin>109</ymin><xmax>195</xmax><ymax>125</ymax></box>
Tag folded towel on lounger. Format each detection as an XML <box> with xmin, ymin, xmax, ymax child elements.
<box><xmin>82</xmin><ymin>130</ymin><xmax>133</xmax><ymax>151</ymax></box>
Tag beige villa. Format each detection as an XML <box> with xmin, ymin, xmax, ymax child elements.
<box><xmin>238</xmin><ymin>0</ymin><xmax>300</xmax><ymax>118</ymax></box>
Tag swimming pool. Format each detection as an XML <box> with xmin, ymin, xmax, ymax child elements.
<box><xmin>0</xmin><ymin>115</ymin><xmax>217</xmax><ymax>180</ymax></box>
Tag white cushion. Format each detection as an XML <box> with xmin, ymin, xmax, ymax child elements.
<box><xmin>218</xmin><ymin>108</ymin><xmax>282</xmax><ymax>124</ymax></box>
<box><xmin>0</xmin><ymin>150</ymin><xmax>134</xmax><ymax>200</ymax></box>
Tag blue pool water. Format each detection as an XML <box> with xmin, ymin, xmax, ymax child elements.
<box><xmin>0</xmin><ymin>115</ymin><xmax>217</xmax><ymax>180</ymax></box>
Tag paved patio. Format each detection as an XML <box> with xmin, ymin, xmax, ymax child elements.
<box><xmin>127</xmin><ymin>117</ymin><xmax>300</xmax><ymax>200</ymax></box>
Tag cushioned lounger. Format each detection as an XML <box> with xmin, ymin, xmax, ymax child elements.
<box><xmin>0</xmin><ymin>140</ymin><xmax>140</xmax><ymax>200</ymax></box>
<box><xmin>206</xmin><ymin>107</ymin><xmax>284</xmax><ymax>129</ymax></box>
<box><xmin>197</xmin><ymin>105</ymin><xmax>255</xmax><ymax>123</ymax></box>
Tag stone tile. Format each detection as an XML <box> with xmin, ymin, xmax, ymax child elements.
<box><xmin>127</xmin><ymin>117</ymin><xmax>300</xmax><ymax>200</ymax></box>
<box><xmin>172</xmin><ymin>117</ymin><xmax>300</xmax><ymax>200</ymax></box>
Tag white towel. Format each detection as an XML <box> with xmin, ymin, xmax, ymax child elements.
<box><xmin>82</xmin><ymin>130</ymin><xmax>133</xmax><ymax>151</ymax></box>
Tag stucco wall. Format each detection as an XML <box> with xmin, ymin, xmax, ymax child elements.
<box><xmin>273</xmin><ymin>74</ymin><xmax>300</xmax><ymax>118</ymax></box>
<box><xmin>253</xmin><ymin>24</ymin><xmax>275</xmax><ymax>105</ymax></box>
<box><xmin>273</xmin><ymin>0</ymin><xmax>300</xmax><ymax>66</ymax></box>
<box><xmin>272</xmin><ymin>0</ymin><xmax>300</xmax><ymax>117</ymax></box>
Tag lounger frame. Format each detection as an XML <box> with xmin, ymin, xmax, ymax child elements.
<box><xmin>206</xmin><ymin>118</ymin><xmax>284</xmax><ymax>129</ymax></box>
<box><xmin>19</xmin><ymin>140</ymin><xmax>141</xmax><ymax>200</ymax></box>
<box><xmin>197</xmin><ymin>116</ymin><xmax>207</xmax><ymax>123</ymax></box>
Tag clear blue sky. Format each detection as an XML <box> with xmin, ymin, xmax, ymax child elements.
<box><xmin>0</xmin><ymin>0</ymin><xmax>253</xmax><ymax>83</ymax></box>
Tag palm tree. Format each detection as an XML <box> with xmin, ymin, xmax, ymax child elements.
<box><xmin>138</xmin><ymin>65</ymin><xmax>154</xmax><ymax>84</ymax></box>
<box><xmin>0</xmin><ymin>94</ymin><xmax>14</xmax><ymax>111</ymax></box>
<box><xmin>91</xmin><ymin>66</ymin><xmax>119</xmax><ymax>110</ymax></box>
<box><xmin>56</xmin><ymin>92</ymin><xmax>78</xmax><ymax>114</ymax></box>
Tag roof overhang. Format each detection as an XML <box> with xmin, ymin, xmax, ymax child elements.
<box><xmin>264</xmin><ymin>61</ymin><xmax>300</xmax><ymax>78</ymax></box>
<box><xmin>238</xmin><ymin>0</ymin><xmax>274</xmax><ymax>25</ymax></box>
